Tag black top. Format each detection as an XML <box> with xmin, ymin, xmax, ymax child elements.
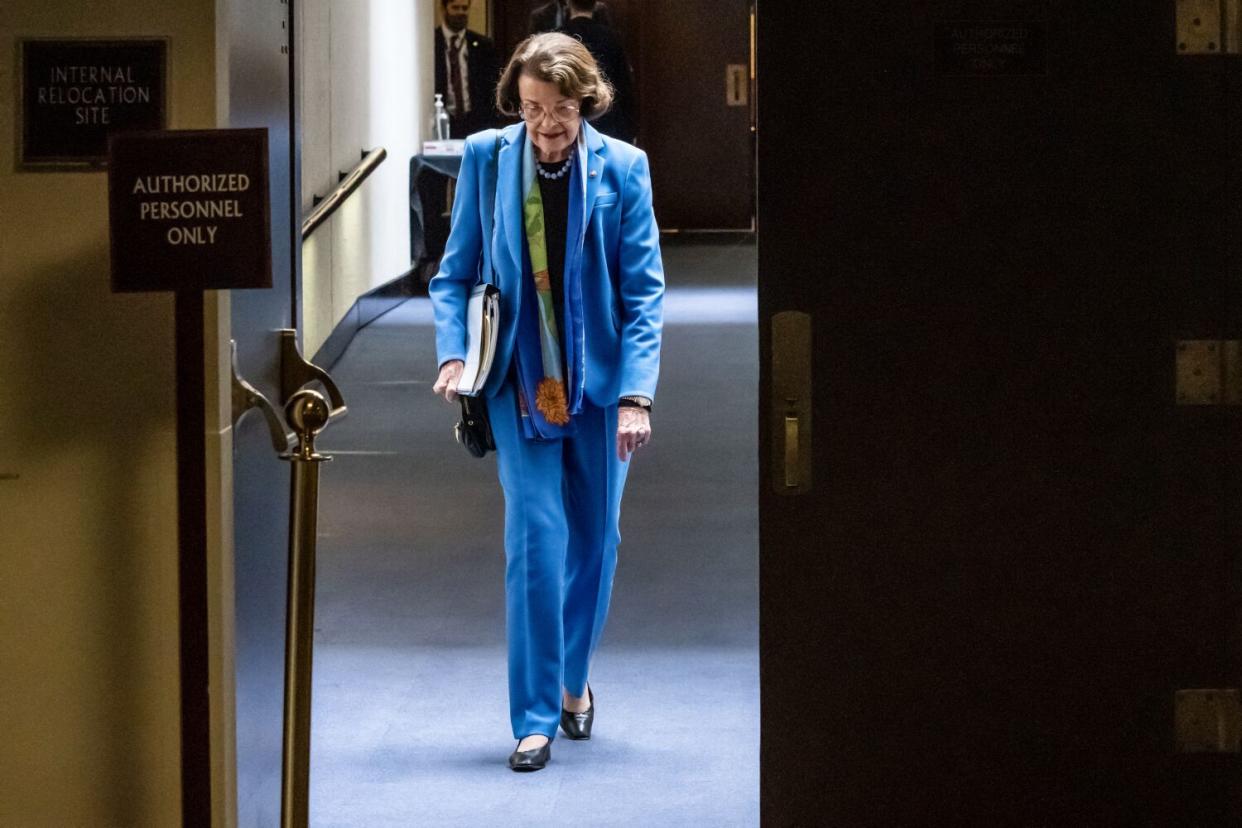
<box><xmin>537</xmin><ymin>158</ymin><xmax>572</xmax><ymax>366</ymax></box>
<box><xmin>560</xmin><ymin>17</ymin><xmax>637</xmax><ymax>143</ymax></box>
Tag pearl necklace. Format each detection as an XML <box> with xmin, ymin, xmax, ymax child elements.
<box><xmin>536</xmin><ymin>157</ymin><xmax>572</xmax><ymax>180</ymax></box>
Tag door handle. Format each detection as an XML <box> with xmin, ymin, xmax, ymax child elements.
<box><xmin>784</xmin><ymin>412</ymin><xmax>800</xmax><ymax>488</ymax></box>
<box><xmin>771</xmin><ymin>311</ymin><xmax>812</xmax><ymax>495</ymax></box>
<box><xmin>279</xmin><ymin>329</ymin><xmax>347</xmax><ymax>418</ymax></box>
<box><xmin>726</xmin><ymin>63</ymin><xmax>749</xmax><ymax>107</ymax></box>
<box><xmin>231</xmin><ymin>340</ymin><xmax>292</xmax><ymax>454</ymax></box>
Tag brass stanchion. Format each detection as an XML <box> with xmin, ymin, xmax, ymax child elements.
<box><xmin>279</xmin><ymin>389</ymin><xmax>332</xmax><ymax>828</ymax></box>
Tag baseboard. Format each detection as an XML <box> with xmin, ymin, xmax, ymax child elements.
<box><xmin>311</xmin><ymin>268</ymin><xmax>423</xmax><ymax>371</ymax></box>
<box><xmin>660</xmin><ymin>229</ymin><xmax>756</xmax><ymax>245</ymax></box>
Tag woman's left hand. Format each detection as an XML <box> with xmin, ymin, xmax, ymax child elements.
<box><xmin>617</xmin><ymin>407</ymin><xmax>652</xmax><ymax>461</ymax></box>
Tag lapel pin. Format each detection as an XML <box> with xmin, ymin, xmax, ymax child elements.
<box><xmin>589</xmin><ymin>170</ymin><xmax>598</xmax><ymax>178</ymax></box>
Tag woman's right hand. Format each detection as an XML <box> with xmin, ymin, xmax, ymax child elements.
<box><xmin>433</xmin><ymin>359</ymin><xmax>465</xmax><ymax>402</ymax></box>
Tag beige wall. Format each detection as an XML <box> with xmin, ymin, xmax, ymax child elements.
<box><xmin>300</xmin><ymin>0</ymin><xmax>435</xmax><ymax>358</ymax></box>
<box><xmin>0</xmin><ymin>2</ymin><xmax>217</xmax><ymax>825</ymax></box>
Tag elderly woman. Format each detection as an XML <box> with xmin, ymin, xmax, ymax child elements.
<box><xmin>429</xmin><ymin>33</ymin><xmax>664</xmax><ymax>771</ymax></box>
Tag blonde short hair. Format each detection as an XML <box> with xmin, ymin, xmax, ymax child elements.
<box><xmin>495</xmin><ymin>33</ymin><xmax>614</xmax><ymax>121</ymax></box>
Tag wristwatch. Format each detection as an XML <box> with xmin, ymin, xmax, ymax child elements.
<box><xmin>619</xmin><ymin>395</ymin><xmax>652</xmax><ymax>412</ymax></box>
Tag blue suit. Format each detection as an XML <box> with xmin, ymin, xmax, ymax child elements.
<box><xmin>429</xmin><ymin>121</ymin><xmax>664</xmax><ymax>739</ymax></box>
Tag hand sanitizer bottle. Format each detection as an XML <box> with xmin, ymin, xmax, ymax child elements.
<box><xmin>434</xmin><ymin>94</ymin><xmax>451</xmax><ymax>140</ymax></box>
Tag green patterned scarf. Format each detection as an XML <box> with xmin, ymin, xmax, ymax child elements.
<box><xmin>513</xmin><ymin>130</ymin><xmax>587</xmax><ymax>439</ymax></box>
<box><xmin>521</xmin><ymin>144</ymin><xmax>570</xmax><ymax>425</ymax></box>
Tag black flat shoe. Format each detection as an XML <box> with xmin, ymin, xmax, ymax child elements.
<box><xmin>560</xmin><ymin>686</ymin><xmax>594</xmax><ymax>740</ymax></box>
<box><xmin>508</xmin><ymin>739</ymin><xmax>552</xmax><ymax>771</ymax></box>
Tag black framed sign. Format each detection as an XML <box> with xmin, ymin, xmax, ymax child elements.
<box><xmin>108</xmin><ymin>129</ymin><xmax>272</xmax><ymax>292</ymax></box>
<box><xmin>19</xmin><ymin>39</ymin><xmax>167</xmax><ymax>169</ymax></box>
<box><xmin>935</xmin><ymin>22</ymin><xmax>1048</xmax><ymax>76</ymax></box>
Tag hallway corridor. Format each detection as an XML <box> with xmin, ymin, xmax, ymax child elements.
<box><xmin>306</xmin><ymin>239</ymin><xmax>759</xmax><ymax>826</ymax></box>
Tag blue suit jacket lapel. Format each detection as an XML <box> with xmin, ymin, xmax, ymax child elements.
<box><xmin>583</xmin><ymin>122</ymin><xmax>605</xmax><ymax>227</ymax></box>
<box><xmin>496</xmin><ymin>122</ymin><xmax>607</xmax><ymax>279</ymax></box>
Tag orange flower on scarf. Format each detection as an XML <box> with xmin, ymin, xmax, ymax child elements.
<box><xmin>535</xmin><ymin>377</ymin><xmax>570</xmax><ymax>425</ymax></box>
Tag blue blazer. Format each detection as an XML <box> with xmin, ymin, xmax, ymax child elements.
<box><xmin>429</xmin><ymin>121</ymin><xmax>664</xmax><ymax>406</ymax></box>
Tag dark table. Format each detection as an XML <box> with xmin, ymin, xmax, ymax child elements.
<box><xmin>409</xmin><ymin>154</ymin><xmax>463</xmax><ymax>286</ymax></box>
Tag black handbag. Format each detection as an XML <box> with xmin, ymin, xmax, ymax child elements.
<box><xmin>453</xmin><ymin>134</ymin><xmax>503</xmax><ymax>458</ymax></box>
<box><xmin>454</xmin><ymin>395</ymin><xmax>496</xmax><ymax>458</ymax></box>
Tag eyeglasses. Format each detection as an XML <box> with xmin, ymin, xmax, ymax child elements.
<box><xmin>518</xmin><ymin>101</ymin><xmax>581</xmax><ymax>124</ymax></box>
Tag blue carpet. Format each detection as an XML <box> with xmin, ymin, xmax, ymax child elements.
<box><xmin>308</xmin><ymin>239</ymin><xmax>759</xmax><ymax>826</ymax></box>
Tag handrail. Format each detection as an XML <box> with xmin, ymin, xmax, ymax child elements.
<box><xmin>301</xmin><ymin>147</ymin><xmax>387</xmax><ymax>240</ymax></box>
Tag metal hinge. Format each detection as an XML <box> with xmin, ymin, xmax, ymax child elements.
<box><xmin>279</xmin><ymin>329</ymin><xmax>347</xmax><ymax>419</ymax></box>
<box><xmin>1175</xmin><ymin>689</ymin><xmax>1242</xmax><ymax>752</ymax></box>
<box><xmin>230</xmin><ymin>340</ymin><xmax>292</xmax><ymax>454</ymax></box>
<box><xmin>1175</xmin><ymin>340</ymin><xmax>1242</xmax><ymax>405</ymax></box>
<box><xmin>1176</xmin><ymin>0</ymin><xmax>1242</xmax><ymax>54</ymax></box>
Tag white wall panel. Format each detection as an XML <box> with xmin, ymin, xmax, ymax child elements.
<box><xmin>300</xmin><ymin>0</ymin><xmax>434</xmax><ymax>358</ymax></box>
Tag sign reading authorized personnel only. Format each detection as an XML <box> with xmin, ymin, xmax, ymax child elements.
<box><xmin>935</xmin><ymin>22</ymin><xmax>1047</xmax><ymax>76</ymax></box>
<box><xmin>107</xmin><ymin>129</ymin><xmax>272</xmax><ymax>292</ymax></box>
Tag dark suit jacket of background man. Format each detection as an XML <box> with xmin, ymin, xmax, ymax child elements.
<box><xmin>560</xmin><ymin>16</ymin><xmax>636</xmax><ymax>144</ymax></box>
<box><xmin>434</xmin><ymin>26</ymin><xmax>501</xmax><ymax>137</ymax></box>
<box><xmin>529</xmin><ymin>0</ymin><xmax>611</xmax><ymax>33</ymax></box>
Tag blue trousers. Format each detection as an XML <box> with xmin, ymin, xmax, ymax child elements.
<box><xmin>489</xmin><ymin>379</ymin><xmax>630</xmax><ymax>739</ymax></box>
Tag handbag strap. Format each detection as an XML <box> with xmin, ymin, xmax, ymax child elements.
<box><xmin>480</xmin><ymin>132</ymin><xmax>503</xmax><ymax>288</ymax></box>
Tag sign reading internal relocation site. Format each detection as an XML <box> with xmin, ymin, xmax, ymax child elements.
<box><xmin>19</xmin><ymin>39</ymin><xmax>167</xmax><ymax>168</ymax></box>
<box><xmin>108</xmin><ymin>129</ymin><xmax>272</xmax><ymax>292</ymax></box>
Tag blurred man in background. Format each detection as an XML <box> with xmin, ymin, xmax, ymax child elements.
<box><xmin>560</xmin><ymin>0</ymin><xmax>636</xmax><ymax>143</ymax></box>
<box><xmin>530</xmin><ymin>0</ymin><xmax>611</xmax><ymax>33</ymax></box>
<box><xmin>435</xmin><ymin>0</ymin><xmax>500</xmax><ymax>136</ymax></box>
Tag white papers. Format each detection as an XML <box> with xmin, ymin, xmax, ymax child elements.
<box><xmin>422</xmin><ymin>139</ymin><xmax>466</xmax><ymax>156</ymax></box>
<box><xmin>456</xmin><ymin>284</ymin><xmax>499</xmax><ymax>396</ymax></box>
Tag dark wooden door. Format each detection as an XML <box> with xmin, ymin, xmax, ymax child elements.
<box><xmin>636</xmin><ymin>0</ymin><xmax>752</xmax><ymax>229</ymax></box>
<box><xmin>759</xmin><ymin>2</ymin><xmax>1242</xmax><ymax>824</ymax></box>
<box><xmin>221</xmin><ymin>0</ymin><xmax>300</xmax><ymax>824</ymax></box>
